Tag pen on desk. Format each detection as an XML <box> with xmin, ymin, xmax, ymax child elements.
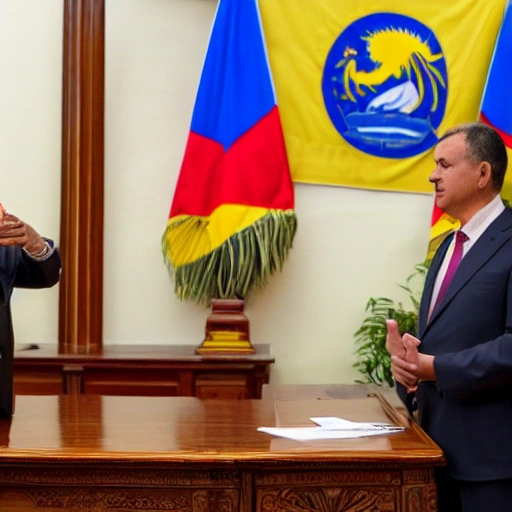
<box><xmin>358</xmin><ymin>425</ymin><xmax>404</xmax><ymax>432</ymax></box>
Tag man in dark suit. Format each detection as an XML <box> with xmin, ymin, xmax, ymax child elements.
<box><xmin>0</xmin><ymin>206</ymin><xmax>61</xmax><ymax>417</ymax></box>
<box><xmin>387</xmin><ymin>122</ymin><xmax>512</xmax><ymax>511</ymax></box>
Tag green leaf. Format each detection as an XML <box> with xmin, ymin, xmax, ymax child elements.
<box><xmin>352</xmin><ymin>262</ymin><xmax>427</xmax><ymax>386</ymax></box>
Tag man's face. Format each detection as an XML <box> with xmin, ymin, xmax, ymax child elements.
<box><xmin>430</xmin><ymin>133</ymin><xmax>483</xmax><ymax>219</ymax></box>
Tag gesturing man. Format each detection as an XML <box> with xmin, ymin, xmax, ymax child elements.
<box><xmin>0</xmin><ymin>206</ymin><xmax>61</xmax><ymax>417</ymax></box>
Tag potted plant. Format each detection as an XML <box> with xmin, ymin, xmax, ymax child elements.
<box><xmin>353</xmin><ymin>261</ymin><xmax>429</xmax><ymax>386</ymax></box>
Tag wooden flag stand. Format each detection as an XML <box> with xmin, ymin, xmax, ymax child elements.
<box><xmin>196</xmin><ymin>299</ymin><xmax>255</xmax><ymax>355</ymax></box>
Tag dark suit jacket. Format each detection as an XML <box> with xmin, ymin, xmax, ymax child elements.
<box><xmin>399</xmin><ymin>207</ymin><xmax>512</xmax><ymax>481</ymax></box>
<box><xmin>0</xmin><ymin>243</ymin><xmax>61</xmax><ymax>416</ymax></box>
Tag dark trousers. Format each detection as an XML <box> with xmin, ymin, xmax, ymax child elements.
<box><xmin>436</xmin><ymin>467</ymin><xmax>512</xmax><ymax>512</ymax></box>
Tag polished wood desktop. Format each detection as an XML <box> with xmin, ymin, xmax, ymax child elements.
<box><xmin>0</xmin><ymin>385</ymin><xmax>444</xmax><ymax>511</ymax></box>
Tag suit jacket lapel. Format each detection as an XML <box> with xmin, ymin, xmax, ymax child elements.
<box><xmin>426</xmin><ymin>208</ymin><xmax>512</xmax><ymax>327</ymax></box>
<box><xmin>419</xmin><ymin>234</ymin><xmax>452</xmax><ymax>335</ymax></box>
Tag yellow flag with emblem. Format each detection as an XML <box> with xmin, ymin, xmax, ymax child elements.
<box><xmin>259</xmin><ymin>0</ymin><xmax>507</xmax><ymax>193</ymax></box>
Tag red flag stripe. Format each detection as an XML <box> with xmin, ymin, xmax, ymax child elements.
<box><xmin>170</xmin><ymin>107</ymin><xmax>293</xmax><ymax>218</ymax></box>
<box><xmin>480</xmin><ymin>112</ymin><xmax>512</xmax><ymax>148</ymax></box>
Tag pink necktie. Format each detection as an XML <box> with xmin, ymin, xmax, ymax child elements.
<box><xmin>434</xmin><ymin>230</ymin><xmax>468</xmax><ymax>311</ymax></box>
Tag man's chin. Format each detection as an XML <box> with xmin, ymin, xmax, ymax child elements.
<box><xmin>434</xmin><ymin>195</ymin><xmax>445</xmax><ymax>210</ymax></box>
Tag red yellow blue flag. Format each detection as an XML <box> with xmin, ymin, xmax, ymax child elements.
<box><xmin>162</xmin><ymin>0</ymin><xmax>297</xmax><ymax>303</ymax></box>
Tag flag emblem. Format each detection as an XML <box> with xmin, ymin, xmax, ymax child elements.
<box><xmin>322</xmin><ymin>13</ymin><xmax>448</xmax><ymax>159</ymax></box>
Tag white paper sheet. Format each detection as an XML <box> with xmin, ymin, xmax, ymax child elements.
<box><xmin>258</xmin><ymin>416</ymin><xmax>405</xmax><ymax>441</ymax></box>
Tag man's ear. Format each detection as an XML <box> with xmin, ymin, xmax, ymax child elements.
<box><xmin>477</xmin><ymin>162</ymin><xmax>492</xmax><ymax>189</ymax></box>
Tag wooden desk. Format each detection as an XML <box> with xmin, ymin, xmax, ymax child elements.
<box><xmin>13</xmin><ymin>343</ymin><xmax>274</xmax><ymax>399</ymax></box>
<box><xmin>0</xmin><ymin>385</ymin><xmax>444</xmax><ymax>511</ymax></box>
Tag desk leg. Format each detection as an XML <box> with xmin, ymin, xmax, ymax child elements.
<box><xmin>240</xmin><ymin>472</ymin><xmax>254</xmax><ymax>512</ymax></box>
<box><xmin>403</xmin><ymin>469</ymin><xmax>438</xmax><ymax>512</ymax></box>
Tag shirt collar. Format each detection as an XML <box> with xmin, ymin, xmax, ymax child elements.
<box><xmin>461</xmin><ymin>194</ymin><xmax>505</xmax><ymax>244</ymax></box>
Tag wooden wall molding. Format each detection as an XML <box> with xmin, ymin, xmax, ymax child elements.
<box><xmin>59</xmin><ymin>0</ymin><xmax>105</xmax><ymax>354</ymax></box>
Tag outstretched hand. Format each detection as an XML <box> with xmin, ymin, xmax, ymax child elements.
<box><xmin>386</xmin><ymin>319</ymin><xmax>421</xmax><ymax>392</ymax></box>
<box><xmin>0</xmin><ymin>211</ymin><xmax>47</xmax><ymax>255</ymax></box>
<box><xmin>386</xmin><ymin>319</ymin><xmax>405</xmax><ymax>357</ymax></box>
<box><xmin>393</xmin><ymin>333</ymin><xmax>421</xmax><ymax>391</ymax></box>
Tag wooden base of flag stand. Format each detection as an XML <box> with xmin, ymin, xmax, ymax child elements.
<box><xmin>195</xmin><ymin>298</ymin><xmax>255</xmax><ymax>355</ymax></box>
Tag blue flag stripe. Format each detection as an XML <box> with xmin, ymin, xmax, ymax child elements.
<box><xmin>191</xmin><ymin>0</ymin><xmax>276</xmax><ymax>151</ymax></box>
<box><xmin>481</xmin><ymin>1</ymin><xmax>512</xmax><ymax>136</ymax></box>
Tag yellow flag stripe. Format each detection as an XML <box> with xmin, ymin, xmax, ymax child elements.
<box><xmin>164</xmin><ymin>204</ymin><xmax>269</xmax><ymax>267</ymax></box>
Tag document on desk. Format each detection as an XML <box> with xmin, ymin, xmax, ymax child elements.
<box><xmin>258</xmin><ymin>416</ymin><xmax>405</xmax><ymax>441</ymax></box>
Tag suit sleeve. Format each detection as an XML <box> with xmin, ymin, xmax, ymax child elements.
<box><xmin>13</xmin><ymin>242</ymin><xmax>61</xmax><ymax>289</ymax></box>
<box><xmin>434</xmin><ymin>267</ymin><xmax>512</xmax><ymax>401</ymax></box>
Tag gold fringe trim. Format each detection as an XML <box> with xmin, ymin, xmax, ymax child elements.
<box><xmin>162</xmin><ymin>209</ymin><xmax>297</xmax><ymax>304</ymax></box>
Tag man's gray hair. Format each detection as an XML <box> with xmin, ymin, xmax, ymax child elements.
<box><xmin>440</xmin><ymin>122</ymin><xmax>508</xmax><ymax>191</ymax></box>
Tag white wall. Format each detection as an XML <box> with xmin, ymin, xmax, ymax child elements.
<box><xmin>1</xmin><ymin>0</ymin><xmax>433</xmax><ymax>386</ymax></box>
<box><xmin>0</xmin><ymin>0</ymin><xmax>62</xmax><ymax>344</ymax></box>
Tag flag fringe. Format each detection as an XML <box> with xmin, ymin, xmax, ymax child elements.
<box><xmin>162</xmin><ymin>210</ymin><xmax>297</xmax><ymax>304</ymax></box>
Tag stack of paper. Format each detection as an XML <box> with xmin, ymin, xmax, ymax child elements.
<box><xmin>258</xmin><ymin>416</ymin><xmax>405</xmax><ymax>441</ymax></box>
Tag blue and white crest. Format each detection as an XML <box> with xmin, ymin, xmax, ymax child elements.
<box><xmin>322</xmin><ymin>13</ymin><xmax>447</xmax><ymax>158</ymax></box>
